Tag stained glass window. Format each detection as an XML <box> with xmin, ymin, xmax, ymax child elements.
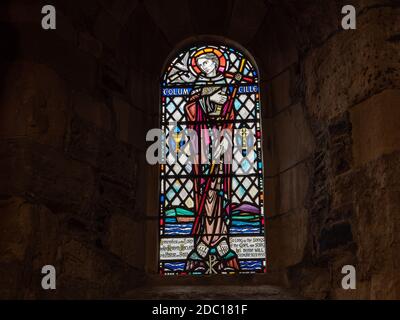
<box><xmin>159</xmin><ymin>44</ymin><xmax>266</xmax><ymax>275</ymax></box>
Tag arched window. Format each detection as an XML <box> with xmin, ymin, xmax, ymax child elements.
<box><xmin>159</xmin><ymin>43</ymin><xmax>266</xmax><ymax>275</ymax></box>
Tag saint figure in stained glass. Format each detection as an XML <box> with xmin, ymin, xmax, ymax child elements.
<box><xmin>184</xmin><ymin>51</ymin><xmax>239</xmax><ymax>273</ymax></box>
<box><xmin>159</xmin><ymin>44</ymin><xmax>266</xmax><ymax>275</ymax></box>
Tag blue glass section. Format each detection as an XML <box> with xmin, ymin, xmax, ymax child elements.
<box><xmin>166</xmin><ymin>100</ymin><xmax>175</xmax><ymax>113</ymax></box>
<box><xmin>164</xmin><ymin>223</ymin><xmax>192</xmax><ymax>235</ymax></box>
<box><xmin>239</xmin><ymin>260</ymin><xmax>263</xmax><ymax>270</ymax></box>
<box><xmin>231</xmin><ymin>221</ymin><xmax>260</xmax><ymax>227</ymax></box>
<box><xmin>164</xmin><ymin>262</ymin><xmax>186</xmax><ymax>271</ymax></box>
<box><xmin>230</xmin><ymin>227</ymin><xmax>259</xmax><ymax>234</ymax></box>
<box><xmin>166</xmin><ymin>189</ymin><xmax>175</xmax><ymax>201</ymax></box>
<box><xmin>237</xmin><ymin>85</ymin><xmax>258</xmax><ymax>94</ymax></box>
<box><xmin>237</xmin><ymin>185</ymin><xmax>245</xmax><ymax>198</ymax></box>
<box><xmin>241</xmin><ymin>159</ymin><xmax>251</xmax><ymax>172</ymax></box>
<box><xmin>162</xmin><ymin>87</ymin><xmax>193</xmax><ymax>97</ymax></box>
<box><xmin>234</xmin><ymin>99</ymin><xmax>241</xmax><ymax>111</ymax></box>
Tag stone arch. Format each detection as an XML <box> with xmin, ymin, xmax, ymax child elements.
<box><xmin>160</xmin><ymin>36</ymin><xmax>261</xmax><ymax>78</ymax></box>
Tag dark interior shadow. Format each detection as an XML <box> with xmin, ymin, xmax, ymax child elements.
<box><xmin>0</xmin><ymin>1</ymin><xmax>20</xmax><ymax>104</ymax></box>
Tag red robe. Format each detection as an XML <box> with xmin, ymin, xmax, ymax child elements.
<box><xmin>185</xmin><ymin>88</ymin><xmax>235</xmax><ymax>245</ymax></box>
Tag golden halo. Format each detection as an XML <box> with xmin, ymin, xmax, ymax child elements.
<box><xmin>190</xmin><ymin>47</ymin><xmax>227</xmax><ymax>75</ymax></box>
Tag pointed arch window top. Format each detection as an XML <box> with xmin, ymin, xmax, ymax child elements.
<box><xmin>163</xmin><ymin>45</ymin><xmax>258</xmax><ymax>87</ymax></box>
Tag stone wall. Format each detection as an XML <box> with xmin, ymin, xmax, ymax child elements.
<box><xmin>0</xmin><ymin>0</ymin><xmax>399</xmax><ymax>299</ymax></box>
<box><xmin>280</xmin><ymin>2</ymin><xmax>400</xmax><ymax>299</ymax></box>
<box><xmin>0</xmin><ymin>0</ymin><xmax>154</xmax><ymax>298</ymax></box>
<box><xmin>249</xmin><ymin>0</ymin><xmax>400</xmax><ymax>299</ymax></box>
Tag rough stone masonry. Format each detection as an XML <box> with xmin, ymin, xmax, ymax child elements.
<box><xmin>0</xmin><ymin>0</ymin><xmax>399</xmax><ymax>299</ymax></box>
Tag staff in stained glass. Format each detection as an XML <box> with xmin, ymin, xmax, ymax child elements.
<box><xmin>184</xmin><ymin>50</ymin><xmax>239</xmax><ymax>273</ymax></box>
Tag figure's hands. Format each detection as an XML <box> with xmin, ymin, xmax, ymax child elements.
<box><xmin>210</xmin><ymin>90</ymin><xmax>228</xmax><ymax>104</ymax></box>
